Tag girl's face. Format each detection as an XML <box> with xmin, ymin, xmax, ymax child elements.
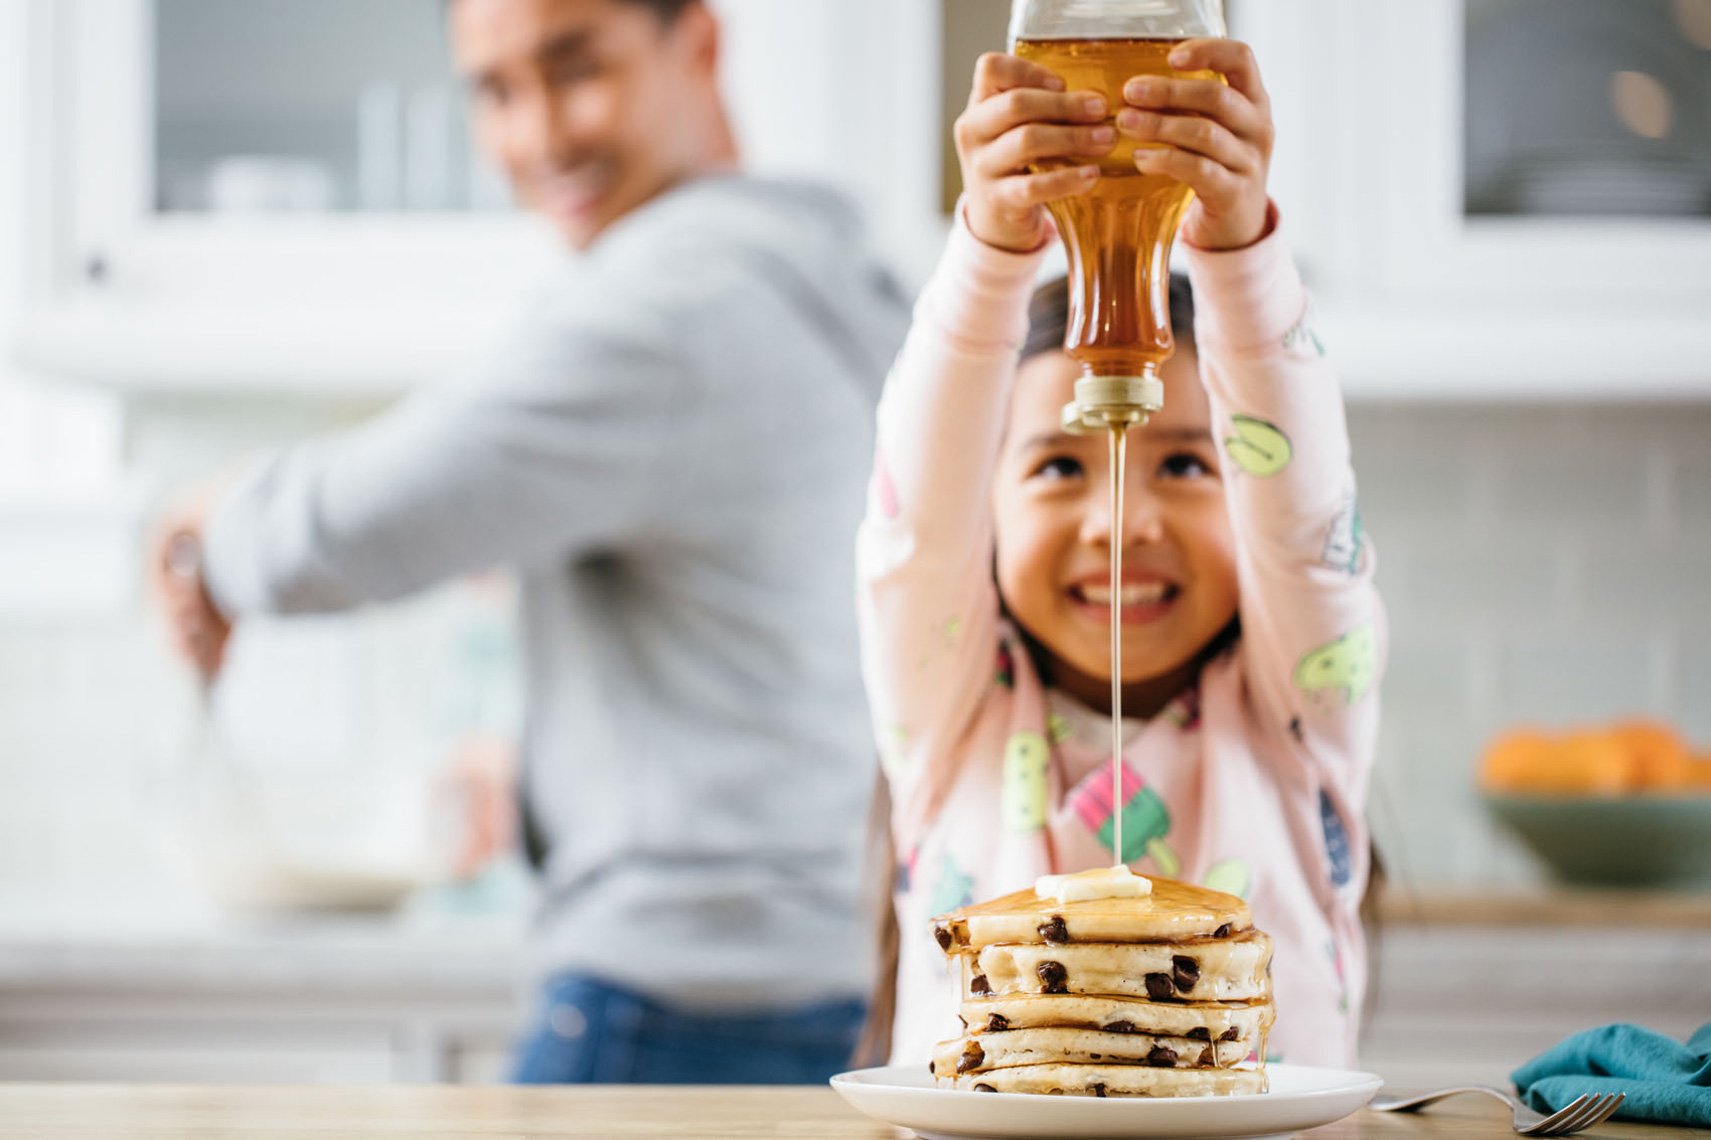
<box><xmin>993</xmin><ymin>347</ymin><xmax>1239</xmax><ymax>718</ymax></box>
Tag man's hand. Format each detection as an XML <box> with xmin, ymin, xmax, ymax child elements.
<box><xmin>149</xmin><ymin>489</ymin><xmax>233</xmax><ymax>680</ymax></box>
<box><xmin>441</xmin><ymin>735</ymin><xmax>519</xmax><ymax>881</ymax></box>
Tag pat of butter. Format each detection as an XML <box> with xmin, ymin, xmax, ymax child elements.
<box><xmin>1035</xmin><ymin>865</ymin><xmax>1153</xmax><ymax>904</ymax></box>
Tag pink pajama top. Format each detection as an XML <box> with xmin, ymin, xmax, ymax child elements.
<box><xmin>857</xmin><ymin>207</ymin><xmax>1385</xmax><ymax>1069</ymax></box>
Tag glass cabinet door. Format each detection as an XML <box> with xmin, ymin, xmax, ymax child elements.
<box><xmin>153</xmin><ymin>0</ymin><xmax>510</xmax><ymax>215</ymax></box>
<box><xmin>1464</xmin><ymin>0</ymin><xmax>1711</xmax><ymax>218</ymax></box>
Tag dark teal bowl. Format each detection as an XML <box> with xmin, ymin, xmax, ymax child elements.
<box><xmin>1484</xmin><ymin>793</ymin><xmax>1711</xmax><ymax>889</ymax></box>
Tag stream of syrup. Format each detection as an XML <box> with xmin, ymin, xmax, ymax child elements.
<box><xmin>1108</xmin><ymin>423</ymin><xmax>1128</xmax><ymax>865</ymax></box>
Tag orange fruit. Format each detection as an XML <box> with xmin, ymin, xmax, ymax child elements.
<box><xmin>1690</xmin><ymin>754</ymin><xmax>1711</xmax><ymax>792</ymax></box>
<box><xmin>1546</xmin><ymin>731</ymin><xmax>1635</xmax><ymax>795</ymax></box>
<box><xmin>1611</xmin><ymin>719</ymin><xmax>1693</xmax><ymax>790</ymax></box>
<box><xmin>1479</xmin><ymin>729</ymin><xmax>1559</xmax><ymax>792</ymax></box>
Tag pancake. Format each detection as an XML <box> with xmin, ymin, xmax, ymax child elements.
<box><xmin>964</xmin><ymin>930</ymin><xmax>1273</xmax><ymax>1002</ymax></box>
<box><xmin>933</xmin><ymin>876</ymin><xmax>1251</xmax><ymax>952</ymax></box>
<box><xmin>959</xmin><ymin>993</ymin><xmax>1274</xmax><ymax>1041</ymax></box>
<box><xmin>931</xmin><ymin>1023</ymin><xmax>1261</xmax><ymax>1077</ymax></box>
<box><xmin>948</xmin><ymin>1061</ymin><xmax>1268</xmax><ymax>1097</ymax></box>
<box><xmin>928</xmin><ymin>870</ymin><xmax>1275</xmax><ymax>1098</ymax></box>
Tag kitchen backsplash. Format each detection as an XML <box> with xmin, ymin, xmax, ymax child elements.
<box><xmin>2</xmin><ymin>401</ymin><xmax>1709</xmax><ymax>910</ymax></box>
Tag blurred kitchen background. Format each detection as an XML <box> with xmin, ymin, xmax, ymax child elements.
<box><xmin>2</xmin><ymin>0</ymin><xmax>1709</xmax><ymax>1087</ymax></box>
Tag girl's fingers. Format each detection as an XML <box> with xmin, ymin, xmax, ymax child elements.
<box><xmin>974</xmin><ymin>122</ymin><xmax>1117</xmax><ymax>179</ymax></box>
<box><xmin>1131</xmin><ymin>146</ymin><xmax>1239</xmax><ymax>204</ymax></box>
<box><xmin>958</xmin><ymin>86</ymin><xmax>1109</xmax><ymax>153</ymax></box>
<box><xmin>1115</xmin><ymin>109</ymin><xmax>1251</xmax><ymax>173</ymax></box>
<box><xmin>991</xmin><ymin>165</ymin><xmax>1100</xmax><ymax>211</ymax></box>
<box><xmin>969</xmin><ymin>51</ymin><xmax>1066</xmax><ymax>103</ymax></box>
<box><xmin>1166</xmin><ymin>38</ymin><xmax>1271</xmax><ymax>110</ymax></box>
<box><xmin>1122</xmin><ymin>74</ymin><xmax>1270</xmax><ymax>149</ymax></box>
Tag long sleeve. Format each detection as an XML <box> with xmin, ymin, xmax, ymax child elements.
<box><xmin>855</xmin><ymin>212</ymin><xmax>1044</xmax><ymax>847</ymax></box>
<box><xmin>202</xmin><ymin>311</ymin><xmax>683</xmax><ymax>615</ymax></box>
<box><xmin>1184</xmin><ymin>208</ymin><xmax>1386</xmax><ymax>807</ymax></box>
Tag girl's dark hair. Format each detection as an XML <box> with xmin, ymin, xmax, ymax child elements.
<box><xmin>1022</xmin><ymin>273</ymin><xmax>1198</xmax><ymax>364</ymax></box>
<box><xmin>449</xmin><ymin>0</ymin><xmax>695</xmax><ymax>20</ymax></box>
<box><xmin>852</xmin><ymin>765</ymin><xmax>899</xmax><ymax>1069</ymax></box>
<box><xmin>622</xmin><ymin>0</ymin><xmax>697</xmax><ymax>20</ymax></box>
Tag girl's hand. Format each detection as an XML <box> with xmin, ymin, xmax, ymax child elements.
<box><xmin>955</xmin><ymin>52</ymin><xmax>1117</xmax><ymax>253</ymax></box>
<box><xmin>1117</xmin><ymin>39</ymin><xmax>1275</xmax><ymax>252</ymax></box>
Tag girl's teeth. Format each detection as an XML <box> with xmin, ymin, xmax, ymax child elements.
<box><xmin>1082</xmin><ymin>583</ymin><xmax>1168</xmax><ymax>605</ymax></box>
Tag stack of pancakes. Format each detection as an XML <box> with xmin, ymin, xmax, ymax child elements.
<box><xmin>929</xmin><ymin>874</ymin><xmax>1274</xmax><ymax>1097</ymax></box>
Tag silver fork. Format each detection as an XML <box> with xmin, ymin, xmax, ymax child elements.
<box><xmin>1370</xmin><ymin>1086</ymin><xmax>1626</xmax><ymax>1136</ymax></box>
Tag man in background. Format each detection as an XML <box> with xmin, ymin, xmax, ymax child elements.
<box><xmin>154</xmin><ymin>0</ymin><xmax>908</xmax><ymax>1084</ymax></box>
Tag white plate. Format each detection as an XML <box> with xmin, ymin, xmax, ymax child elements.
<box><xmin>830</xmin><ymin>1062</ymin><xmax>1382</xmax><ymax>1140</ymax></box>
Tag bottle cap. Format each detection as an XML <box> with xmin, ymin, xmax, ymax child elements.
<box><xmin>1060</xmin><ymin>374</ymin><xmax>1163</xmax><ymax>434</ymax></box>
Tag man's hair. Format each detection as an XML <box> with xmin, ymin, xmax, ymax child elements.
<box><xmin>1023</xmin><ymin>273</ymin><xmax>1196</xmax><ymax>363</ymax></box>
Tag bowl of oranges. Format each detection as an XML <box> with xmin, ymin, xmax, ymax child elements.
<box><xmin>1479</xmin><ymin>720</ymin><xmax>1711</xmax><ymax>889</ymax></box>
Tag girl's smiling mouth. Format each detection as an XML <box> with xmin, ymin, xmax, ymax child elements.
<box><xmin>1069</xmin><ymin>577</ymin><xmax>1181</xmax><ymax>624</ymax></box>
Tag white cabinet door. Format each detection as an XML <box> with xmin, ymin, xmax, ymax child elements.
<box><xmin>1235</xmin><ymin>0</ymin><xmax>1711</xmax><ymax>398</ymax></box>
<box><xmin>18</xmin><ymin>0</ymin><xmax>547</xmax><ymax>396</ymax></box>
<box><xmin>19</xmin><ymin>0</ymin><xmax>949</xmax><ymax>394</ymax></box>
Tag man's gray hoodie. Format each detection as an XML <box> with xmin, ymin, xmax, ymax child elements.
<box><xmin>204</xmin><ymin>176</ymin><xmax>912</xmax><ymax>1007</ymax></box>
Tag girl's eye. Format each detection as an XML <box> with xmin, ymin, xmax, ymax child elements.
<box><xmin>550</xmin><ymin>59</ymin><xmax>602</xmax><ymax>85</ymax></box>
<box><xmin>1159</xmin><ymin>452</ymin><xmax>1213</xmax><ymax>479</ymax></box>
<box><xmin>1033</xmin><ymin>456</ymin><xmax>1084</xmax><ymax>481</ymax></box>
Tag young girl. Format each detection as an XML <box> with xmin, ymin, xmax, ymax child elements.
<box><xmin>857</xmin><ymin>40</ymin><xmax>1384</xmax><ymax>1069</ymax></box>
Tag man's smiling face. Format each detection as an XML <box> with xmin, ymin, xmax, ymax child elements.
<box><xmin>452</xmin><ymin>0</ymin><xmax>721</xmax><ymax>248</ymax></box>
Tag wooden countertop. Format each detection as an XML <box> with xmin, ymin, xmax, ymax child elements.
<box><xmin>1377</xmin><ymin>889</ymin><xmax>1711</xmax><ymax>928</ymax></box>
<box><xmin>0</xmin><ymin>1084</ymin><xmax>1702</xmax><ymax>1139</ymax></box>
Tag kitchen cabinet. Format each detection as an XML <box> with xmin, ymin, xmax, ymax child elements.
<box><xmin>1363</xmin><ymin>895</ymin><xmax>1711</xmax><ymax>1087</ymax></box>
<box><xmin>12</xmin><ymin>0</ymin><xmax>542</xmax><ymax>397</ymax></box>
<box><xmin>936</xmin><ymin>0</ymin><xmax>1711</xmax><ymax>399</ymax></box>
<box><xmin>14</xmin><ymin>0</ymin><xmax>1711</xmax><ymax>400</ymax></box>
<box><xmin>11</xmin><ymin>0</ymin><xmax>935</xmax><ymax>397</ymax></box>
<box><xmin>0</xmin><ymin>919</ymin><xmax>522</xmax><ymax>1084</ymax></box>
<box><xmin>1233</xmin><ymin>0</ymin><xmax>1711</xmax><ymax>399</ymax></box>
<box><xmin>1</xmin><ymin>892</ymin><xmax>1704</xmax><ymax>1085</ymax></box>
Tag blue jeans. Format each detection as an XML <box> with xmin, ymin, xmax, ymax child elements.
<box><xmin>510</xmin><ymin>973</ymin><xmax>867</xmax><ymax>1085</ymax></box>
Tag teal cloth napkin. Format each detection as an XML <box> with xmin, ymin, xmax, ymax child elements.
<box><xmin>1511</xmin><ymin>1023</ymin><xmax>1711</xmax><ymax>1128</ymax></box>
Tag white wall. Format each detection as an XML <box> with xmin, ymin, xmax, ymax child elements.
<box><xmin>1</xmin><ymin>0</ymin><xmax>27</xmax><ymax>360</ymax></box>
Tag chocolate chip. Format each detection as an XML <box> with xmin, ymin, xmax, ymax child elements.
<box><xmin>1036</xmin><ymin>960</ymin><xmax>1068</xmax><ymax>994</ymax></box>
<box><xmin>1038</xmin><ymin>915</ymin><xmax>1069</xmax><ymax>943</ymax></box>
<box><xmin>1172</xmin><ymin>955</ymin><xmax>1200</xmax><ymax>992</ymax></box>
<box><xmin>986</xmin><ymin>1014</ymin><xmax>1010</xmax><ymax>1032</ymax></box>
<box><xmin>1199</xmin><ymin>1047</ymin><xmax>1215</xmax><ymax>1066</ymax></box>
<box><xmin>933</xmin><ymin>925</ymin><xmax>954</xmax><ymax>952</ymax></box>
<box><xmin>1092</xmin><ymin>1082</ymin><xmax>1108</xmax><ymax>1098</ymax></box>
<box><xmin>1145</xmin><ymin>972</ymin><xmax>1174</xmax><ymax>1001</ymax></box>
<box><xmin>928</xmin><ymin>1061</ymin><xmax>936</xmax><ymax>1076</ymax></box>
<box><xmin>1187</xmin><ymin>1027</ymin><xmax>1212</xmax><ymax>1041</ymax></box>
<box><xmin>1146</xmin><ymin>1045</ymin><xmax>1180</xmax><ymax>1067</ymax></box>
<box><xmin>974</xmin><ymin>1083</ymin><xmax>996</xmax><ymax>1093</ymax></box>
<box><xmin>1220</xmin><ymin>1027</ymin><xmax>1239</xmax><ymax>1042</ymax></box>
<box><xmin>970</xmin><ymin>973</ymin><xmax>992</xmax><ymax>996</ymax></box>
<box><xmin>958</xmin><ymin>1042</ymin><xmax>985</xmax><ymax>1073</ymax></box>
<box><xmin>1103</xmin><ymin>1020</ymin><xmax>1137</xmax><ymax>1034</ymax></box>
<box><xmin>1214</xmin><ymin>924</ymin><xmax>1232</xmax><ymax>938</ymax></box>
